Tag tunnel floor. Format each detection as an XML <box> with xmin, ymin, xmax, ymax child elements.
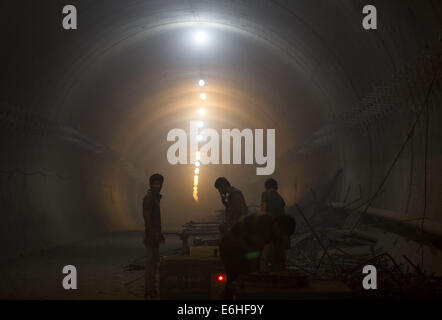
<box><xmin>0</xmin><ymin>232</ymin><xmax>182</xmax><ymax>300</ymax></box>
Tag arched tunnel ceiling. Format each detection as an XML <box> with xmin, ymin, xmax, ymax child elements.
<box><xmin>1</xmin><ymin>1</ymin><xmax>441</xmax><ymax>236</ymax></box>
<box><xmin>7</xmin><ymin>1</ymin><xmax>438</xmax><ymax>134</ymax></box>
<box><xmin>39</xmin><ymin>4</ymin><xmax>435</xmax><ymax>141</ymax></box>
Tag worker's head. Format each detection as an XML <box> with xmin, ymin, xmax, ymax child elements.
<box><xmin>273</xmin><ymin>214</ymin><xmax>296</xmax><ymax>238</ymax></box>
<box><xmin>214</xmin><ymin>177</ymin><xmax>231</xmax><ymax>194</ymax></box>
<box><xmin>149</xmin><ymin>173</ymin><xmax>164</xmax><ymax>193</ymax></box>
<box><xmin>264</xmin><ymin>178</ymin><xmax>278</xmax><ymax>191</ymax></box>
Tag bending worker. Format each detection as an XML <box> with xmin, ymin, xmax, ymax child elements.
<box><xmin>219</xmin><ymin>213</ymin><xmax>296</xmax><ymax>299</ymax></box>
<box><xmin>214</xmin><ymin>177</ymin><xmax>248</xmax><ymax>233</ymax></box>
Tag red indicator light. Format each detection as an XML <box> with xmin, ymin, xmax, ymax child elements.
<box><xmin>217</xmin><ymin>275</ymin><xmax>224</xmax><ymax>282</ymax></box>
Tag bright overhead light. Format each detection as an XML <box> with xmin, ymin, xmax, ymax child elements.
<box><xmin>194</xmin><ymin>31</ymin><xmax>208</xmax><ymax>44</ymax></box>
<box><xmin>198</xmin><ymin>79</ymin><xmax>205</xmax><ymax>87</ymax></box>
<box><xmin>200</xmin><ymin>93</ymin><xmax>207</xmax><ymax>100</ymax></box>
<box><xmin>195</xmin><ymin>161</ymin><xmax>200</xmax><ymax>167</ymax></box>
<box><xmin>199</xmin><ymin>108</ymin><xmax>206</xmax><ymax>115</ymax></box>
<box><xmin>194</xmin><ymin>168</ymin><xmax>200</xmax><ymax>174</ymax></box>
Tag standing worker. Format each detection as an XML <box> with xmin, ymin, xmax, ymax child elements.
<box><xmin>261</xmin><ymin>178</ymin><xmax>286</xmax><ymax>217</ymax></box>
<box><xmin>260</xmin><ymin>178</ymin><xmax>291</xmax><ymax>272</ymax></box>
<box><xmin>214</xmin><ymin>177</ymin><xmax>248</xmax><ymax>233</ymax></box>
<box><xmin>143</xmin><ymin>173</ymin><xmax>165</xmax><ymax>299</ymax></box>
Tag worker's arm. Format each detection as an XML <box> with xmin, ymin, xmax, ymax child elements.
<box><xmin>260</xmin><ymin>192</ymin><xmax>268</xmax><ymax>213</ymax></box>
<box><xmin>261</xmin><ymin>202</ymin><xmax>267</xmax><ymax>213</ymax></box>
<box><xmin>220</xmin><ymin>192</ymin><xmax>228</xmax><ymax>207</ymax></box>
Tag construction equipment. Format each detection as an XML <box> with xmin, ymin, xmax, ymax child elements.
<box><xmin>159</xmin><ymin>217</ymin><xmax>225</xmax><ymax>299</ymax></box>
<box><xmin>159</xmin><ymin>255</ymin><xmax>226</xmax><ymax>299</ymax></box>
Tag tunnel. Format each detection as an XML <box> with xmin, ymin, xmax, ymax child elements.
<box><xmin>0</xmin><ymin>0</ymin><xmax>441</xmax><ymax>299</ymax></box>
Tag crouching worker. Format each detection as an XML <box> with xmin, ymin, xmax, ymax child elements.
<box><xmin>143</xmin><ymin>173</ymin><xmax>165</xmax><ymax>299</ymax></box>
<box><xmin>219</xmin><ymin>213</ymin><xmax>296</xmax><ymax>299</ymax></box>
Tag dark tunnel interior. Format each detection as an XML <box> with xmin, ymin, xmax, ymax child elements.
<box><xmin>0</xmin><ymin>0</ymin><xmax>441</xmax><ymax>300</ymax></box>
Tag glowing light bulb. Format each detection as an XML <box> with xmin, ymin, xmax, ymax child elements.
<box><xmin>194</xmin><ymin>31</ymin><xmax>208</xmax><ymax>44</ymax></box>
<box><xmin>198</xmin><ymin>79</ymin><xmax>205</xmax><ymax>87</ymax></box>
<box><xmin>200</xmin><ymin>93</ymin><xmax>207</xmax><ymax>100</ymax></box>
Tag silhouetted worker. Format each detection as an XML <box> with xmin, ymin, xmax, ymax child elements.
<box><xmin>261</xmin><ymin>178</ymin><xmax>286</xmax><ymax>217</ymax></box>
<box><xmin>219</xmin><ymin>213</ymin><xmax>296</xmax><ymax>299</ymax></box>
<box><xmin>214</xmin><ymin>177</ymin><xmax>248</xmax><ymax>233</ymax></box>
<box><xmin>143</xmin><ymin>173</ymin><xmax>165</xmax><ymax>299</ymax></box>
<box><xmin>260</xmin><ymin>178</ymin><xmax>290</xmax><ymax>272</ymax></box>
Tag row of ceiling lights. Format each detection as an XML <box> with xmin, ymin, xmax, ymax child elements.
<box><xmin>193</xmin><ymin>77</ymin><xmax>207</xmax><ymax>202</ymax></box>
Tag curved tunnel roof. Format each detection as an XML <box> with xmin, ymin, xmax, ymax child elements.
<box><xmin>0</xmin><ymin>0</ymin><xmax>441</xmax><ymax>265</ymax></box>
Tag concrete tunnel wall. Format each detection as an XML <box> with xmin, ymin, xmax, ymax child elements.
<box><xmin>0</xmin><ymin>0</ymin><xmax>441</xmax><ymax>269</ymax></box>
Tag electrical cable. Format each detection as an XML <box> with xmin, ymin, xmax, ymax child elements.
<box><xmin>350</xmin><ymin>58</ymin><xmax>441</xmax><ymax>232</ymax></box>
